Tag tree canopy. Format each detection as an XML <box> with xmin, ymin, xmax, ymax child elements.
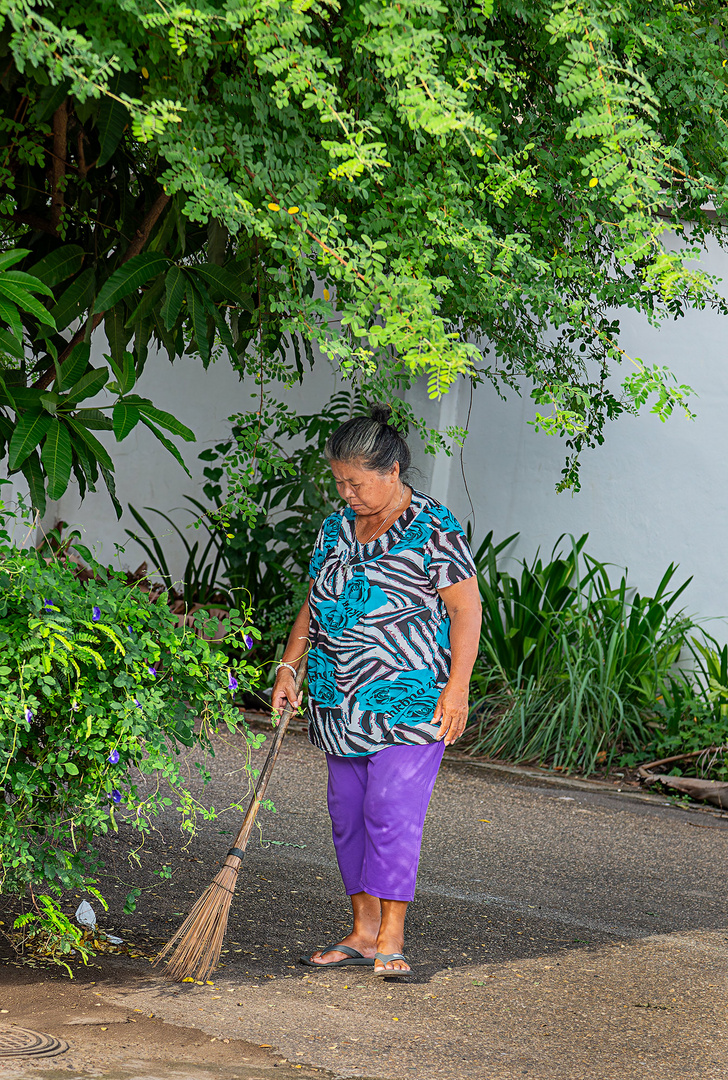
<box><xmin>1</xmin><ymin>0</ymin><xmax>728</xmax><ymax>509</ymax></box>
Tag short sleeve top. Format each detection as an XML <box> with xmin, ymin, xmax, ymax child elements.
<box><xmin>306</xmin><ymin>489</ymin><xmax>477</xmax><ymax>757</ymax></box>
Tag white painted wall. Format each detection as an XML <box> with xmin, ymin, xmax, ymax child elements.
<box><xmin>443</xmin><ymin>247</ymin><xmax>728</xmax><ymax>629</ymax></box>
<box><xmin>4</xmin><ymin>238</ymin><xmax>728</xmax><ymax>627</ymax></box>
<box><xmin>21</xmin><ymin>342</ymin><xmax>345</xmax><ymax>583</ymax></box>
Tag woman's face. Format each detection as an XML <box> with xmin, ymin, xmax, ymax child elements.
<box><xmin>329</xmin><ymin>459</ymin><xmax>401</xmax><ymax>516</ymax></box>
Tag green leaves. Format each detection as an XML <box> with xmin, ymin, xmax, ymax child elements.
<box><xmin>0</xmin><ymin>511</ymin><xmax>259</xmax><ymax>914</ymax></box>
<box><xmin>97</xmin><ymin>95</ymin><xmax>129</xmax><ymax>168</ymax></box>
<box><xmin>30</xmin><ymin>245</ymin><xmax>85</xmax><ymax>289</ymax></box>
<box><xmin>8</xmin><ymin>412</ymin><xmax>52</xmax><ymax>470</ymax></box>
<box><xmin>161</xmin><ymin>266</ymin><xmax>186</xmax><ymax>330</ymax></box>
<box><xmin>95</xmin><ymin>254</ymin><xmax>170</xmax><ymax>311</ymax></box>
<box><xmin>112</xmin><ymin>402</ymin><xmax>140</xmax><ymax>440</ymax></box>
<box><xmin>41</xmin><ymin>421</ymin><xmax>73</xmax><ymax>501</ymax></box>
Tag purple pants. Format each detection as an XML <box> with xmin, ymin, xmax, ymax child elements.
<box><xmin>325</xmin><ymin>740</ymin><xmax>445</xmax><ymax>903</ymax></box>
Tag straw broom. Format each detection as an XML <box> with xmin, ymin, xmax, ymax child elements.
<box><xmin>155</xmin><ymin>657</ymin><xmax>307</xmax><ymax>982</ymax></box>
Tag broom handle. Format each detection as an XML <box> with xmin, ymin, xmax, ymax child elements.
<box><xmin>224</xmin><ymin>656</ymin><xmax>308</xmax><ymax>865</ymax></box>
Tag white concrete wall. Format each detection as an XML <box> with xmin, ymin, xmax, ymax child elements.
<box><xmin>22</xmin><ymin>343</ymin><xmax>344</xmax><ymax>584</ymax></box>
<box><xmin>443</xmin><ymin>257</ymin><xmax>728</xmax><ymax>629</ymax></box>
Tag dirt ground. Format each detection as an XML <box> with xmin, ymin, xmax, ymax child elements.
<box><xmin>2</xmin><ymin>726</ymin><xmax>728</xmax><ymax>1079</ymax></box>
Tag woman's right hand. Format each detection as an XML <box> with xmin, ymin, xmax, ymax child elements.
<box><xmin>272</xmin><ymin>671</ymin><xmax>303</xmax><ymax>719</ymax></box>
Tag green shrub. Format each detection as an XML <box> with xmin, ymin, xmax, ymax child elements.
<box><xmin>620</xmin><ymin>636</ymin><xmax>728</xmax><ymax>779</ymax></box>
<box><xmin>0</xmin><ymin>486</ymin><xmax>262</xmax><ymax>902</ymax></box>
<box><xmin>468</xmin><ymin>533</ymin><xmax>695</xmax><ymax>774</ymax></box>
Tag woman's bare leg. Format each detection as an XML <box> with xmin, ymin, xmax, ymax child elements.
<box><xmin>374</xmin><ymin>899</ymin><xmax>410</xmax><ymax>972</ymax></box>
<box><xmin>308</xmin><ymin>891</ymin><xmax>381</xmax><ymax>965</ymax></box>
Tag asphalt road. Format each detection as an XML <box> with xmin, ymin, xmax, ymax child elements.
<box><xmin>4</xmin><ymin>727</ymin><xmax>728</xmax><ymax>1079</ymax></box>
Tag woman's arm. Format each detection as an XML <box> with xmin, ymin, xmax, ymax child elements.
<box><xmin>271</xmin><ymin>581</ymin><xmax>313</xmax><ymax>716</ymax></box>
<box><xmin>434</xmin><ymin>576</ymin><xmax>482</xmax><ymax>746</ymax></box>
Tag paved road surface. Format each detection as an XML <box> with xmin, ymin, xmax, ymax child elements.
<box><xmin>4</xmin><ymin>727</ymin><xmax>728</xmax><ymax>1079</ymax></box>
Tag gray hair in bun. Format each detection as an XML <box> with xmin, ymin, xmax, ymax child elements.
<box><xmin>325</xmin><ymin>404</ymin><xmax>412</xmax><ymax>477</ymax></box>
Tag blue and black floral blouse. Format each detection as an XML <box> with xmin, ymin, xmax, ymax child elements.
<box><xmin>306</xmin><ymin>489</ymin><xmax>477</xmax><ymax>756</ymax></box>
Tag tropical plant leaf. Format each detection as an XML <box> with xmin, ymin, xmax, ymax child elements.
<box><xmin>161</xmin><ymin>266</ymin><xmax>186</xmax><ymax>330</ymax></box>
<box><xmin>0</xmin><ymin>294</ymin><xmax>22</xmax><ymax>341</ymax></box>
<box><xmin>94</xmin><ymin>254</ymin><xmax>170</xmax><ymax>312</ymax></box>
<box><xmin>135</xmin><ymin>402</ymin><xmax>195</xmax><ymax>441</ymax></box>
<box><xmin>31</xmin><ymin>80</ymin><xmax>69</xmax><ymax>124</ymax></box>
<box><xmin>65</xmin><ymin>367</ymin><xmax>108</xmax><ymax>404</ymax></box>
<box><xmin>49</xmin><ymin>267</ymin><xmax>95</xmax><ymax>331</ymax></box>
<box><xmin>97</xmin><ymin>97</ymin><xmax>129</xmax><ymax>168</ymax></box>
<box><xmin>2</xmin><ymin>270</ymin><xmax>55</xmax><ymax>298</ymax></box>
<box><xmin>115</xmin><ymin>351</ymin><xmax>136</xmax><ymax>396</ymax></box>
<box><xmin>73</xmin><ymin>408</ymin><xmax>113</xmax><ymax>430</ymax></box>
<box><xmin>98</xmin><ymin>460</ymin><xmax>123</xmax><ymax>518</ymax></box>
<box><xmin>67</xmin><ymin>419</ymin><xmax>114</xmax><ymax>471</ymax></box>
<box><xmin>192</xmin><ymin>264</ymin><xmax>243</xmax><ymax>299</ymax></box>
<box><xmin>0</xmin><ymin>374</ymin><xmax>17</xmax><ymax>409</ymax></box>
<box><xmin>0</xmin><ymin>249</ymin><xmax>30</xmax><ymax>272</ymax></box>
<box><xmin>8</xmin><ymin>411</ymin><xmax>52</xmax><ymax>470</ymax></box>
<box><xmin>139</xmin><ymin>415</ymin><xmax>191</xmax><ymax>477</ymax></box>
<box><xmin>19</xmin><ymin>449</ymin><xmax>46</xmax><ymax>516</ymax></box>
<box><xmin>54</xmin><ymin>342</ymin><xmax>90</xmax><ymax>392</ymax></box>
<box><xmin>70</xmin><ymin>431</ymin><xmax>99</xmax><ymax>489</ymax></box>
<box><xmin>186</xmin><ymin>280</ymin><xmax>210</xmax><ymax>365</ymax></box>
<box><xmin>112</xmin><ymin>402</ymin><xmax>140</xmax><ymax>440</ymax></box>
<box><xmin>30</xmin><ymin>245</ymin><xmax>85</xmax><ymax>288</ymax></box>
<box><xmin>0</xmin><ymin>326</ymin><xmax>24</xmax><ymax>359</ymax></box>
<box><xmin>124</xmin><ymin>274</ymin><xmax>165</xmax><ymax>328</ymax></box>
<box><xmin>104</xmin><ymin>307</ymin><xmax>133</xmax><ymax>364</ymax></box>
<box><xmin>0</xmin><ymin>278</ymin><xmax>54</xmax><ymax>325</ymax></box>
<box><xmin>41</xmin><ymin>419</ymin><xmax>73</xmax><ymax>501</ymax></box>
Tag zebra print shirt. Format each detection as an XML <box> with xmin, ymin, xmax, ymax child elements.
<box><xmin>306</xmin><ymin>489</ymin><xmax>477</xmax><ymax>757</ymax></box>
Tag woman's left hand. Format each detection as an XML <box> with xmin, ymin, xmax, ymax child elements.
<box><xmin>433</xmin><ymin>682</ymin><xmax>469</xmax><ymax>746</ymax></box>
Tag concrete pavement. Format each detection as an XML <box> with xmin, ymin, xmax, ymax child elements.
<box><xmin>3</xmin><ymin>727</ymin><xmax>728</xmax><ymax>1078</ymax></box>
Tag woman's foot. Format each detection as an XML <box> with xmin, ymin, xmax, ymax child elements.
<box><xmin>307</xmin><ymin>930</ymin><xmax>377</xmax><ymax>966</ymax></box>
<box><xmin>373</xmin><ymin>932</ymin><xmax>410</xmax><ymax>973</ymax></box>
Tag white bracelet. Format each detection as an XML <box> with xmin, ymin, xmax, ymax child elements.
<box><xmin>276</xmin><ymin>661</ymin><xmax>298</xmax><ymax>679</ymax></box>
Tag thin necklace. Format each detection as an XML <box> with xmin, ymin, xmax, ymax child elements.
<box><xmin>356</xmin><ymin>485</ymin><xmax>406</xmax><ymax>547</ymax></box>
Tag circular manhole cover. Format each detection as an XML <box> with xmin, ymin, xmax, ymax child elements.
<box><xmin>0</xmin><ymin>1026</ymin><xmax>69</xmax><ymax>1058</ymax></box>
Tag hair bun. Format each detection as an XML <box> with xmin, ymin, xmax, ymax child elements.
<box><xmin>370</xmin><ymin>403</ymin><xmax>393</xmax><ymax>425</ymax></box>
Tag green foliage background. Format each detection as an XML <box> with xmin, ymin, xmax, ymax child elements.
<box><xmin>0</xmin><ymin>489</ymin><xmax>261</xmax><ymax>904</ymax></box>
<box><xmin>1</xmin><ymin>0</ymin><xmax>728</xmax><ymax>509</ymax></box>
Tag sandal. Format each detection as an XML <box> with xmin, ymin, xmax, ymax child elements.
<box><xmin>372</xmin><ymin>951</ymin><xmax>412</xmax><ymax>977</ymax></box>
<box><xmin>299</xmin><ymin>943</ymin><xmax>375</xmax><ymax>968</ymax></box>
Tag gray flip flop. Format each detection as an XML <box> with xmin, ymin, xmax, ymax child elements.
<box><xmin>299</xmin><ymin>943</ymin><xmax>375</xmax><ymax>968</ymax></box>
<box><xmin>372</xmin><ymin>951</ymin><xmax>412</xmax><ymax>977</ymax></box>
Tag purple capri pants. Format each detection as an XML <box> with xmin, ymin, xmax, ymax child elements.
<box><xmin>325</xmin><ymin>740</ymin><xmax>445</xmax><ymax>903</ymax></box>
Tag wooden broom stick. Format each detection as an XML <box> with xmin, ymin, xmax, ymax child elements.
<box><xmin>155</xmin><ymin>657</ymin><xmax>308</xmax><ymax>982</ymax></box>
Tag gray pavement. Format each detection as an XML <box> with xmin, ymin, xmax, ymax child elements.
<box><xmin>4</xmin><ymin>727</ymin><xmax>728</xmax><ymax>1079</ymax></box>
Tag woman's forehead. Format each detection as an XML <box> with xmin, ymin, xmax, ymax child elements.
<box><xmin>329</xmin><ymin>459</ymin><xmax>375</xmax><ymax>482</ymax></box>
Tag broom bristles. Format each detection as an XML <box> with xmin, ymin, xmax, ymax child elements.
<box><xmin>154</xmin><ymin>860</ymin><xmax>240</xmax><ymax>982</ymax></box>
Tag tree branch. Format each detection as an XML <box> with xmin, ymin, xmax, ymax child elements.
<box><xmin>33</xmin><ymin>190</ymin><xmax>171</xmax><ymax>390</ymax></box>
<box><xmin>49</xmin><ymin>100</ymin><xmax>68</xmax><ymax>233</ymax></box>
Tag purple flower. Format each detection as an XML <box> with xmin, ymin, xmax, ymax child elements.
<box><xmin>133</xmin><ymin>697</ymin><xmax>142</xmax><ymax>709</ymax></box>
<box><xmin>228</xmin><ymin>672</ymin><xmax>239</xmax><ymax>692</ymax></box>
<box><xmin>24</xmin><ymin>708</ymin><xmax>33</xmax><ymax>725</ymax></box>
<box><xmin>127</xmin><ymin>625</ymin><xmax>133</xmax><ymax>635</ymax></box>
<box><xmin>108</xmin><ymin>749</ymin><xmax>120</xmax><ymax>764</ymax></box>
<box><xmin>43</xmin><ymin>598</ymin><xmax>54</xmax><ymax>609</ymax></box>
<box><xmin>92</xmin><ymin>605</ymin><xmax>101</xmax><ymax>622</ymax></box>
<box><xmin>111</xmin><ymin>789</ymin><xmax>122</xmax><ymax>804</ymax></box>
<box><xmin>244</xmin><ymin>634</ymin><xmax>253</xmax><ymax>650</ymax></box>
<box><xmin>147</xmin><ymin>666</ymin><xmax>157</xmax><ymax>677</ymax></box>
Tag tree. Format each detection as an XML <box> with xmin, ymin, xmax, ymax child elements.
<box><xmin>1</xmin><ymin>0</ymin><xmax>727</xmax><ymax>507</ymax></box>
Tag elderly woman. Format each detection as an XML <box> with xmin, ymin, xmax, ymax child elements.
<box><xmin>272</xmin><ymin>406</ymin><xmax>481</xmax><ymax>976</ymax></box>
